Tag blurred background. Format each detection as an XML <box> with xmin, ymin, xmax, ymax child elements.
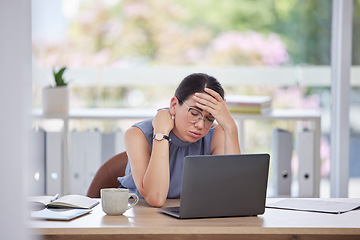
<box><xmin>31</xmin><ymin>0</ymin><xmax>360</xmax><ymax>197</ymax></box>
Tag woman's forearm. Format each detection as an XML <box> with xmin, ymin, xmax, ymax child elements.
<box><xmin>139</xmin><ymin>109</ymin><xmax>174</xmax><ymax>207</ymax></box>
<box><xmin>141</xmin><ymin>139</ymin><xmax>170</xmax><ymax>207</ymax></box>
<box><xmin>223</xmin><ymin>120</ymin><xmax>241</xmax><ymax>155</ymax></box>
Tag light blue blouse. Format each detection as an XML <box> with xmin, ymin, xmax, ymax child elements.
<box><xmin>118</xmin><ymin>118</ymin><xmax>215</xmax><ymax>199</ymax></box>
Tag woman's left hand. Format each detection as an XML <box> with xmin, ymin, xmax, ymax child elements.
<box><xmin>193</xmin><ymin>88</ymin><xmax>236</xmax><ymax>133</ymax></box>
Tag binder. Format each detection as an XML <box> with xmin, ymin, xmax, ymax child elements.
<box><xmin>297</xmin><ymin>129</ymin><xmax>315</xmax><ymax>197</ymax></box>
<box><xmin>115</xmin><ymin>129</ymin><xmax>126</xmax><ymax>155</ymax></box>
<box><xmin>101</xmin><ymin>132</ymin><xmax>116</xmax><ymax>165</ymax></box>
<box><xmin>29</xmin><ymin>128</ymin><xmax>46</xmax><ymax>195</ymax></box>
<box><xmin>69</xmin><ymin>130</ymin><xmax>86</xmax><ymax>195</ymax></box>
<box><xmin>271</xmin><ymin>128</ymin><xmax>292</xmax><ymax>197</ymax></box>
<box><xmin>69</xmin><ymin>130</ymin><xmax>102</xmax><ymax>195</ymax></box>
<box><xmin>84</xmin><ymin>130</ymin><xmax>101</xmax><ymax>194</ymax></box>
<box><xmin>45</xmin><ymin>131</ymin><xmax>62</xmax><ymax>195</ymax></box>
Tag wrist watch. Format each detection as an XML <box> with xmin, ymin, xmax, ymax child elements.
<box><xmin>153</xmin><ymin>133</ymin><xmax>171</xmax><ymax>142</ymax></box>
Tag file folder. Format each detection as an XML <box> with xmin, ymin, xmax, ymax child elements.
<box><xmin>45</xmin><ymin>131</ymin><xmax>62</xmax><ymax>195</ymax></box>
<box><xmin>115</xmin><ymin>129</ymin><xmax>126</xmax><ymax>156</ymax></box>
<box><xmin>84</xmin><ymin>131</ymin><xmax>101</xmax><ymax>194</ymax></box>
<box><xmin>29</xmin><ymin>128</ymin><xmax>46</xmax><ymax>195</ymax></box>
<box><xmin>69</xmin><ymin>131</ymin><xmax>86</xmax><ymax>195</ymax></box>
<box><xmin>101</xmin><ymin>132</ymin><xmax>116</xmax><ymax>165</ymax></box>
<box><xmin>70</xmin><ymin>130</ymin><xmax>101</xmax><ymax>195</ymax></box>
<box><xmin>271</xmin><ymin>128</ymin><xmax>292</xmax><ymax>196</ymax></box>
<box><xmin>297</xmin><ymin>130</ymin><xmax>315</xmax><ymax>197</ymax></box>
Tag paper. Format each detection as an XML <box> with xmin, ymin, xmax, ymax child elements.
<box><xmin>266</xmin><ymin>199</ymin><xmax>360</xmax><ymax>214</ymax></box>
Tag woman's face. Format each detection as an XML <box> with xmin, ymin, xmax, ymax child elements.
<box><xmin>171</xmin><ymin>95</ymin><xmax>212</xmax><ymax>143</ymax></box>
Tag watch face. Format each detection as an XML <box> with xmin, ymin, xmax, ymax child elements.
<box><xmin>154</xmin><ymin>133</ymin><xmax>163</xmax><ymax>140</ymax></box>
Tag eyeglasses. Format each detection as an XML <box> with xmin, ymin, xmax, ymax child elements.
<box><xmin>179</xmin><ymin>99</ymin><xmax>218</xmax><ymax>129</ymax></box>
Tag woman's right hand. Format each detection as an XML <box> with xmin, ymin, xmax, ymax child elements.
<box><xmin>152</xmin><ymin>109</ymin><xmax>174</xmax><ymax>134</ymax></box>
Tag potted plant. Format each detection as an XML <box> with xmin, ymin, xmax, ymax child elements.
<box><xmin>42</xmin><ymin>67</ymin><xmax>70</xmax><ymax>114</ymax></box>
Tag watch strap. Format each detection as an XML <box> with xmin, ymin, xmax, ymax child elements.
<box><xmin>162</xmin><ymin>134</ymin><xmax>171</xmax><ymax>141</ymax></box>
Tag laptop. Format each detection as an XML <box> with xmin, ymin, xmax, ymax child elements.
<box><xmin>158</xmin><ymin>154</ymin><xmax>270</xmax><ymax>219</ymax></box>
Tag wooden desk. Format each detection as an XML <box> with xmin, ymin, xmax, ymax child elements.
<box><xmin>30</xmin><ymin>198</ymin><xmax>360</xmax><ymax>240</ymax></box>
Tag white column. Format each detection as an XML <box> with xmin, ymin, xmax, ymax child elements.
<box><xmin>330</xmin><ymin>0</ymin><xmax>353</xmax><ymax>197</ymax></box>
<box><xmin>0</xmin><ymin>0</ymin><xmax>32</xmax><ymax>240</ymax></box>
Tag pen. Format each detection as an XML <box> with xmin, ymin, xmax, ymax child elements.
<box><xmin>50</xmin><ymin>193</ymin><xmax>60</xmax><ymax>202</ymax></box>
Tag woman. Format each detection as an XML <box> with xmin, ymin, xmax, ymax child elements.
<box><xmin>118</xmin><ymin>73</ymin><xmax>241</xmax><ymax>207</ymax></box>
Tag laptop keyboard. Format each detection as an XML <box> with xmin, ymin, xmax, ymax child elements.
<box><xmin>167</xmin><ymin>207</ymin><xmax>180</xmax><ymax>213</ymax></box>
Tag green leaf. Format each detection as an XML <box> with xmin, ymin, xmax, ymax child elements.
<box><xmin>57</xmin><ymin>67</ymin><xmax>66</xmax><ymax>80</ymax></box>
<box><xmin>52</xmin><ymin>66</ymin><xmax>69</xmax><ymax>86</ymax></box>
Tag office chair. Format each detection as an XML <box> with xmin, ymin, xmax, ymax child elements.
<box><xmin>86</xmin><ymin>151</ymin><xmax>128</xmax><ymax>198</ymax></box>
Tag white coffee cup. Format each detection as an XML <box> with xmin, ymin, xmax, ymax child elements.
<box><xmin>101</xmin><ymin>188</ymin><xmax>139</xmax><ymax>215</ymax></box>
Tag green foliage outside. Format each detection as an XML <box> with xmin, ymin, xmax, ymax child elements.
<box><xmin>34</xmin><ymin>0</ymin><xmax>350</xmax><ymax>68</ymax></box>
<box><xmin>32</xmin><ymin>0</ymin><xmax>360</xmax><ymax>174</ymax></box>
<box><xmin>32</xmin><ymin>0</ymin><xmax>359</xmax><ymax>109</ymax></box>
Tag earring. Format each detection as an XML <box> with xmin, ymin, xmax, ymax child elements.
<box><xmin>172</xmin><ymin>115</ymin><xmax>175</xmax><ymax>120</ymax></box>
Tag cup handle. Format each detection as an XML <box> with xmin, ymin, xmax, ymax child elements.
<box><xmin>127</xmin><ymin>193</ymin><xmax>139</xmax><ymax>210</ymax></box>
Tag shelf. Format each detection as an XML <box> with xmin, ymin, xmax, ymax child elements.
<box><xmin>33</xmin><ymin>108</ymin><xmax>320</xmax><ymax>121</ymax></box>
<box><xmin>32</xmin><ymin>108</ymin><xmax>157</xmax><ymax>120</ymax></box>
<box><xmin>232</xmin><ymin>109</ymin><xmax>321</xmax><ymax>120</ymax></box>
<box><xmin>32</xmin><ymin>108</ymin><xmax>321</xmax><ymax>197</ymax></box>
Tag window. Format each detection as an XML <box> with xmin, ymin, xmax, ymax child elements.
<box><xmin>32</xmin><ymin>0</ymin><xmax>360</xmax><ymax>197</ymax></box>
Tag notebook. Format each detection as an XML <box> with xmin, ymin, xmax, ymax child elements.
<box><xmin>28</xmin><ymin>194</ymin><xmax>99</xmax><ymax>210</ymax></box>
<box><xmin>30</xmin><ymin>208</ymin><xmax>92</xmax><ymax>221</ymax></box>
<box><xmin>158</xmin><ymin>154</ymin><xmax>270</xmax><ymax>219</ymax></box>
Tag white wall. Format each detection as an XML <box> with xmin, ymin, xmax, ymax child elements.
<box><xmin>0</xmin><ymin>0</ymin><xmax>32</xmax><ymax>239</ymax></box>
<box><xmin>330</xmin><ymin>0</ymin><xmax>353</xmax><ymax>198</ymax></box>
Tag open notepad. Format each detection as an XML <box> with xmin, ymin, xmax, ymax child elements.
<box><xmin>28</xmin><ymin>194</ymin><xmax>99</xmax><ymax>210</ymax></box>
<box><xmin>266</xmin><ymin>198</ymin><xmax>360</xmax><ymax>214</ymax></box>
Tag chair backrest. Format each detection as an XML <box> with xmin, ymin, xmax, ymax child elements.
<box><xmin>86</xmin><ymin>151</ymin><xmax>128</xmax><ymax>198</ymax></box>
